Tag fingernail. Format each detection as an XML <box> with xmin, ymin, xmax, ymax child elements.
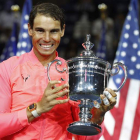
<box><xmin>100</xmin><ymin>94</ymin><xmax>105</xmax><ymax>98</ymax></box>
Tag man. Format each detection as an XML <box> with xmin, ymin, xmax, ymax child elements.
<box><xmin>0</xmin><ymin>3</ymin><xmax>117</xmax><ymax>140</ymax></box>
<box><xmin>92</xmin><ymin>3</ymin><xmax>114</xmax><ymax>62</ymax></box>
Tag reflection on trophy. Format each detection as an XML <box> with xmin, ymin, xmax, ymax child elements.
<box><xmin>47</xmin><ymin>34</ymin><xmax>127</xmax><ymax>136</ymax></box>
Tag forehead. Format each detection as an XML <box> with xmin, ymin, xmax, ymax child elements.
<box><xmin>33</xmin><ymin>14</ymin><xmax>61</xmax><ymax>29</ymax></box>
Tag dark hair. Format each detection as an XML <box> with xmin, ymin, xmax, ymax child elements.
<box><xmin>29</xmin><ymin>3</ymin><xmax>65</xmax><ymax>30</ymax></box>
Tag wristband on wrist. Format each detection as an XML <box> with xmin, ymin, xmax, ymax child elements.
<box><xmin>31</xmin><ymin>110</ymin><xmax>40</xmax><ymax>118</ymax></box>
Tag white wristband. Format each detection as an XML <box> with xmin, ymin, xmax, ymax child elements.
<box><xmin>31</xmin><ymin>110</ymin><xmax>40</xmax><ymax>118</ymax></box>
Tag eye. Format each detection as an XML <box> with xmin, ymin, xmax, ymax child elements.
<box><xmin>37</xmin><ymin>29</ymin><xmax>44</xmax><ymax>33</ymax></box>
<box><xmin>51</xmin><ymin>29</ymin><xmax>59</xmax><ymax>33</ymax></box>
<box><xmin>35</xmin><ymin>28</ymin><xmax>44</xmax><ymax>33</ymax></box>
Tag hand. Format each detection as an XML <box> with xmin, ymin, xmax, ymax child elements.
<box><xmin>36</xmin><ymin>80</ymin><xmax>69</xmax><ymax>115</ymax></box>
<box><xmin>100</xmin><ymin>88</ymin><xmax>117</xmax><ymax>112</ymax></box>
<box><xmin>91</xmin><ymin>88</ymin><xmax>117</xmax><ymax>124</ymax></box>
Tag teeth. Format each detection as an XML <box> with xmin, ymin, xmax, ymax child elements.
<box><xmin>40</xmin><ymin>44</ymin><xmax>53</xmax><ymax>48</ymax></box>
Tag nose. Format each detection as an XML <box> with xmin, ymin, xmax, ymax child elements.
<box><xmin>43</xmin><ymin>32</ymin><xmax>50</xmax><ymax>42</ymax></box>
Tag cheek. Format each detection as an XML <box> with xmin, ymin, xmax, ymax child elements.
<box><xmin>56</xmin><ymin>40</ymin><xmax>60</xmax><ymax>44</ymax></box>
<box><xmin>53</xmin><ymin>35</ymin><xmax>61</xmax><ymax>44</ymax></box>
<box><xmin>32</xmin><ymin>34</ymin><xmax>42</xmax><ymax>42</ymax></box>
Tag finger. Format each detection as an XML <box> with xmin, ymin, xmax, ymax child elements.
<box><xmin>44</xmin><ymin>81</ymin><xmax>62</xmax><ymax>96</ymax></box>
<box><xmin>49</xmin><ymin>98</ymin><xmax>69</xmax><ymax>106</ymax></box>
<box><xmin>100</xmin><ymin>95</ymin><xmax>113</xmax><ymax>111</ymax></box>
<box><xmin>52</xmin><ymin>84</ymin><xmax>69</xmax><ymax>93</ymax></box>
<box><xmin>101</xmin><ymin>94</ymin><xmax>116</xmax><ymax>111</ymax></box>
<box><xmin>104</xmin><ymin>90</ymin><xmax>117</xmax><ymax>103</ymax></box>
<box><xmin>103</xmin><ymin>91</ymin><xmax>112</xmax><ymax>99</ymax></box>
<box><xmin>48</xmin><ymin>80</ymin><xmax>61</xmax><ymax>89</ymax></box>
<box><xmin>103</xmin><ymin>91</ymin><xmax>116</xmax><ymax>106</ymax></box>
<box><xmin>100</xmin><ymin>94</ymin><xmax>110</xmax><ymax>106</ymax></box>
<box><xmin>47</xmin><ymin>89</ymin><xmax>69</xmax><ymax>101</ymax></box>
<box><xmin>105</xmin><ymin>88</ymin><xmax>117</xmax><ymax>98</ymax></box>
<box><xmin>109</xmin><ymin>97</ymin><xmax>116</xmax><ymax>106</ymax></box>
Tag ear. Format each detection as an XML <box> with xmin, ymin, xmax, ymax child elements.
<box><xmin>61</xmin><ymin>24</ymin><xmax>65</xmax><ymax>37</ymax></box>
<box><xmin>28</xmin><ymin>23</ymin><xmax>33</xmax><ymax>37</ymax></box>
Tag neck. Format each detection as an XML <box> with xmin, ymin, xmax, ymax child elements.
<box><xmin>40</xmin><ymin>55</ymin><xmax>56</xmax><ymax>66</ymax></box>
<box><xmin>33</xmin><ymin>51</ymin><xmax>56</xmax><ymax>67</ymax></box>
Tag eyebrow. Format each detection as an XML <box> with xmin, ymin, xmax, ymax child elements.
<box><xmin>35</xmin><ymin>27</ymin><xmax>60</xmax><ymax>31</ymax></box>
<box><xmin>50</xmin><ymin>29</ymin><xmax>60</xmax><ymax>32</ymax></box>
<box><xmin>35</xmin><ymin>27</ymin><xmax>44</xmax><ymax>30</ymax></box>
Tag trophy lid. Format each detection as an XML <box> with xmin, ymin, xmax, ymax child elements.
<box><xmin>80</xmin><ymin>34</ymin><xmax>96</xmax><ymax>57</ymax></box>
<box><xmin>67</xmin><ymin>34</ymin><xmax>111</xmax><ymax>68</ymax></box>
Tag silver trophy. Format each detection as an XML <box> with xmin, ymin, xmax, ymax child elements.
<box><xmin>47</xmin><ymin>34</ymin><xmax>127</xmax><ymax>136</ymax></box>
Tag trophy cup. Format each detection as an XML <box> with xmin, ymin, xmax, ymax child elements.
<box><xmin>47</xmin><ymin>34</ymin><xmax>127</xmax><ymax>136</ymax></box>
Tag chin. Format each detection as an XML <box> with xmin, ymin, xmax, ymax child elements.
<box><xmin>40</xmin><ymin>50</ymin><xmax>56</xmax><ymax>57</ymax></box>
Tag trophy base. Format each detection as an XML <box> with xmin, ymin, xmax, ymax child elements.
<box><xmin>67</xmin><ymin>121</ymin><xmax>101</xmax><ymax>136</ymax></box>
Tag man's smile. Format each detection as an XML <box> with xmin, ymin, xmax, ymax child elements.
<box><xmin>39</xmin><ymin>43</ymin><xmax>54</xmax><ymax>50</ymax></box>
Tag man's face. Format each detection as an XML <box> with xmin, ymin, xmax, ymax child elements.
<box><xmin>28</xmin><ymin>14</ymin><xmax>65</xmax><ymax>60</ymax></box>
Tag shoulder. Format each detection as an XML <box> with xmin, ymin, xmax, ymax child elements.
<box><xmin>1</xmin><ymin>53</ymin><xmax>27</xmax><ymax>65</ymax></box>
<box><xmin>0</xmin><ymin>53</ymin><xmax>29</xmax><ymax>76</ymax></box>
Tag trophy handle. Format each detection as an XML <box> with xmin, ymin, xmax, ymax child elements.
<box><xmin>47</xmin><ymin>59</ymin><xmax>67</xmax><ymax>81</ymax></box>
<box><xmin>110</xmin><ymin>62</ymin><xmax>127</xmax><ymax>92</ymax></box>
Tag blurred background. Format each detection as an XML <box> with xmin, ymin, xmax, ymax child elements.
<box><xmin>0</xmin><ymin>0</ymin><xmax>133</xmax><ymax>64</ymax></box>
